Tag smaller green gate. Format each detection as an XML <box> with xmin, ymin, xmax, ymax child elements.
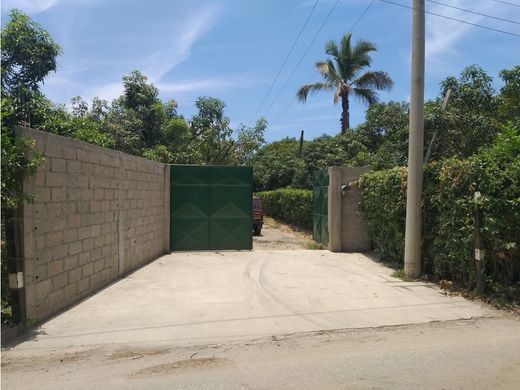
<box><xmin>313</xmin><ymin>169</ymin><xmax>329</xmax><ymax>246</ymax></box>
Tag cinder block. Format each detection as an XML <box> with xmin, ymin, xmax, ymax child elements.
<box><xmin>35</xmin><ymin>171</ymin><xmax>46</xmax><ymax>186</ymax></box>
<box><xmin>47</xmin><ymin>172</ymin><xmax>66</xmax><ymax>187</ymax></box>
<box><xmin>35</xmin><ymin>187</ymin><xmax>51</xmax><ymax>202</ymax></box>
<box><xmin>62</xmin><ymin>146</ymin><xmax>77</xmax><ymax>160</ymax></box>
<box><xmin>46</xmin><ymin>231</ymin><xmax>63</xmax><ymax>247</ymax></box>
<box><xmin>90</xmin><ymin>225</ymin><xmax>101</xmax><ymax>237</ymax></box>
<box><xmin>68</xmin><ymin>267</ymin><xmax>82</xmax><ymax>283</ymax></box>
<box><xmin>78</xmin><ymin>251</ymin><xmax>90</xmax><ymax>265</ymax></box>
<box><xmin>94</xmin><ymin>259</ymin><xmax>104</xmax><ymax>273</ymax></box>
<box><xmin>78</xmin><ymin>276</ymin><xmax>90</xmax><ymax>293</ymax></box>
<box><xmin>80</xmin><ymin>188</ymin><xmax>93</xmax><ymax>200</ymax></box>
<box><xmin>44</xmin><ymin>203</ymin><xmax>61</xmax><ymax>219</ymax></box>
<box><xmin>78</xmin><ymin>226</ymin><xmax>91</xmax><ymax>240</ymax></box>
<box><xmin>69</xmin><ymin>241</ymin><xmax>82</xmax><ymax>255</ymax></box>
<box><xmin>64</xmin><ymin>255</ymin><xmax>78</xmax><ymax>270</ymax></box>
<box><xmin>90</xmin><ymin>271</ymin><xmax>101</xmax><ymax>287</ymax></box>
<box><xmin>36</xmin><ymin>264</ymin><xmax>48</xmax><ymax>281</ymax></box>
<box><xmin>91</xmin><ymin>234</ymin><xmax>103</xmax><ymax>248</ymax></box>
<box><xmin>82</xmin><ymin>262</ymin><xmax>94</xmax><ymax>277</ymax></box>
<box><xmin>68</xmin><ymin>214</ymin><xmax>81</xmax><ymax>228</ymax></box>
<box><xmin>89</xmin><ymin>200</ymin><xmax>101</xmax><ymax>213</ymax></box>
<box><xmin>82</xmin><ymin>162</ymin><xmax>94</xmax><ymax>176</ymax></box>
<box><xmin>64</xmin><ymin>282</ymin><xmax>78</xmax><ymax>299</ymax></box>
<box><xmin>35</xmin><ymin>279</ymin><xmax>52</xmax><ymax>299</ymax></box>
<box><xmin>49</xmin><ymin>260</ymin><xmax>64</xmax><ymax>277</ymax></box>
<box><xmin>82</xmin><ymin>238</ymin><xmax>94</xmax><ymax>251</ymax></box>
<box><xmin>77</xmin><ymin>201</ymin><xmax>89</xmax><ymax>214</ymax></box>
<box><xmin>67</xmin><ymin>160</ymin><xmax>81</xmax><ymax>173</ymax></box>
<box><xmin>91</xmin><ymin>247</ymin><xmax>102</xmax><ymax>261</ymax></box>
<box><xmin>45</xmin><ymin>142</ymin><xmax>62</xmax><ymax>158</ymax></box>
<box><xmin>51</xmin><ymin>158</ymin><xmax>67</xmax><ymax>173</ymax></box>
<box><xmin>52</xmin><ymin>188</ymin><xmax>67</xmax><ymax>202</ymax></box>
<box><xmin>52</xmin><ymin>244</ymin><xmax>68</xmax><ymax>260</ymax></box>
<box><xmin>92</xmin><ymin>212</ymin><xmax>105</xmax><ymax>225</ymax></box>
<box><xmin>101</xmin><ymin>245</ymin><xmax>112</xmax><ymax>257</ymax></box>
<box><xmin>101</xmin><ymin>268</ymin><xmax>112</xmax><ymax>282</ymax></box>
<box><xmin>77</xmin><ymin>175</ymin><xmax>89</xmax><ymax>188</ymax></box>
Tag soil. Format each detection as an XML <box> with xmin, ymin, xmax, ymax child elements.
<box><xmin>253</xmin><ymin>217</ymin><xmax>313</xmax><ymax>250</ymax></box>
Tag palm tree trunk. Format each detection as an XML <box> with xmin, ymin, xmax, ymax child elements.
<box><xmin>340</xmin><ymin>94</ymin><xmax>350</xmax><ymax>134</ymax></box>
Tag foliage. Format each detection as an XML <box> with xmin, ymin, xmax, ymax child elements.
<box><xmin>297</xmin><ymin>32</ymin><xmax>393</xmax><ymax>133</ymax></box>
<box><xmin>256</xmin><ymin>189</ymin><xmax>313</xmax><ymax>231</ymax></box>
<box><xmin>252</xmin><ymin>138</ymin><xmax>302</xmax><ymax>191</ymax></box>
<box><xmin>358</xmin><ymin>167</ymin><xmax>407</xmax><ymax>263</ymax></box>
<box><xmin>496</xmin><ymin>66</ymin><xmax>520</xmax><ymax>128</ymax></box>
<box><xmin>360</xmin><ymin>127</ymin><xmax>520</xmax><ymax>301</ymax></box>
<box><xmin>1</xmin><ymin>9</ymin><xmax>61</xmax><ymax>96</ymax></box>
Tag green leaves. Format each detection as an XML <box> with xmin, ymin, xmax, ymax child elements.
<box><xmin>1</xmin><ymin>9</ymin><xmax>61</xmax><ymax>94</ymax></box>
<box><xmin>256</xmin><ymin>189</ymin><xmax>313</xmax><ymax>230</ymax></box>
<box><xmin>360</xmin><ymin>128</ymin><xmax>520</xmax><ymax>302</ymax></box>
<box><xmin>297</xmin><ymin>32</ymin><xmax>393</xmax><ymax>133</ymax></box>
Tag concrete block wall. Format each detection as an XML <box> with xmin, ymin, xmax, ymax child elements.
<box><xmin>327</xmin><ymin>166</ymin><xmax>371</xmax><ymax>252</ymax></box>
<box><xmin>18</xmin><ymin>127</ymin><xmax>169</xmax><ymax>324</ymax></box>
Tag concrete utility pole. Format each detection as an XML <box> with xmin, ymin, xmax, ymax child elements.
<box><xmin>404</xmin><ymin>0</ymin><xmax>425</xmax><ymax>279</ymax></box>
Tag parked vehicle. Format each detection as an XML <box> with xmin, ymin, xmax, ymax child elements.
<box><xmin>253</xmin><ymin>196</ymin><xmax>264</xmax><ymax>236</ymax></box>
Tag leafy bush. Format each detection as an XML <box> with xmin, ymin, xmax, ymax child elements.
<box><xmin>358</xmin><ymin>167</ymin><xmax>407</xmax><ymax>264</ymax></box>
<box><xmin>359</xmin><ymin>127</ymin><xmax>520</xmax><ymax>301</ymax></box>
<box><xmin>256</xmin><ymin>188</ymin><xmax>313</xmax><ymax>230</ymax></box>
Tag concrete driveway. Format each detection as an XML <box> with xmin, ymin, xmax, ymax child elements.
<box><xmin>11</xmin><ymin>250</ymin><xmax>490</xmax><ymax>350</ymax></box>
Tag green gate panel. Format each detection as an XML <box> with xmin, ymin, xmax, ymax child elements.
<box><xmin>313</xmin><ymin>169</ymin><xmax>329</xmax><ymax>246</ymax></box>
<box><xmin>170</xmin><ymin>165</ymin><xmax>252</xmax><ymax>251</ymax></box>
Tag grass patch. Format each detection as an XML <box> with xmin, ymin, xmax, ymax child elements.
<box><xmin>306</xmin><ymin>241</ymin><xmax>325</xmax><ymax>250</ymax></box>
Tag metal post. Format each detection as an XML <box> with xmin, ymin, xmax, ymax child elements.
<box><xmin>404</xmin><ymin>0</ymin><xmax>425</xmax><ymax>279</ymax></box>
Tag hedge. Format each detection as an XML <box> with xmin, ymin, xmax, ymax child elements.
<box><xmin>359</xmin><ymin>128</ymin><xmax>520</xmax><ymax>302</ymax></box>
<box><xmin>256</xmin><ymin>188</ymin><xmax>313</xmax><ymax>230</ymax></box>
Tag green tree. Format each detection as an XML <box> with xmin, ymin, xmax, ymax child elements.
<box><xmin>1</xmin><ymin>9</ymin><xmax>61</xmax><ymax>125</ymax></box>
<box><xmin>496</xmin><ymin>66</ymin><xmax>520</xmax><ymax>127</ymax></box>
<box><xmin>231</xmin><ymin>118</ymin><xmax>267</xmax><ymax>165</ymax></box>
<box><xmin>190</xmin><ymin>97</ymin><xmax>234</xmax><ymax>164</ymax></box>
<box><xmin>105</xmin><ymin>71</ymin><xmax>166</xmax><ymax>153</ymax></box>
<box><xmin>251</xmin><ymin>137</ymin><xmax>305</xmax><ymax>191</ymax></box>
<box><xmin>431</xmin><ymin>65</ymin><xmax>499</xmax><ymax>159</ymax></box>
<box><xmin>297</xmin><ymin>33</ymin><xmax>393</xmax><ymax>134</ymax></box>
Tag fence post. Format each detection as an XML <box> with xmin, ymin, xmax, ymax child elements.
<box><xmin>474</xmin><ymin>191</ymin><xmax>484</xmax><ymax>293</ymax></box>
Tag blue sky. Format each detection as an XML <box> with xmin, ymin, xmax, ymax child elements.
<box><xmin>2</xmin><ymin>0</ymin><xmax>519</xmax><ymax>142</ymax></box>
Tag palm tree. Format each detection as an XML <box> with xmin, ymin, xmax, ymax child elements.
<box><xmin>297</xmin><ymin>33</ymin><xmax>393</xmax><ymax>134</ymax></box>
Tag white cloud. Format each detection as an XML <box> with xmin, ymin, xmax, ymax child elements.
<box><xmin>424</xmin><ymin>0</ymin><xmax>516</xmax><ymax>64</ymax></box>
<box><xmin>157</xmin><ymin>77</ymin><xmax>249</xmax><ymax>94</ymax></box>
<box><xmin>85</xmin><ymin>82</ymin><xmax>123</xmax><ymax>103</ymax></box>
<box><xmin>143</xmin><ymin>5</ymin><xmax>221</xmax><ymax>83</ymax></box>
<box><xmin>3</xmin><ymin>0</ymin><xmax>61</xmax><ymax>14</ymax></box>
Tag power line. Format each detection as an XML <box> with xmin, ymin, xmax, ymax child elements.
<box><xmin>261</xmin><ymin>0</ymin><xmax>342</xmax><ymax>118</ymax></box>
<box><xmin>492</xmin><ymin>0</ymin><xmax>520</xmax><ymax>8</ymax></box>
<box><xmin>427</xmin><ymin>0</ymin><xmax>520</xmax><ymax>25</ymax></box>
<box><xmin>249</xmin><ymin>0</ymin><xmax>320</xmax><ymax>124</ymax></box>
<box><xmin>270</xmin><ymin>0</ymin><xmax>376</xmax><ymax>126</ymax></box>
<box><xmin>379</xmin><ymin>0</ymin><xmax>520</xmax><ymax>37</ymax></box>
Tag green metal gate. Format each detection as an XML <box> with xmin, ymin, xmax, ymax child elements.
<box><xmin>170</xmin><ymin>165</ymin><xmax>253</xmax><ymax>251</ymax></box>
<box><xmin>313</xmin><ymin>169</ymin><xmax>329</xmax><ymax>246</ymax></box>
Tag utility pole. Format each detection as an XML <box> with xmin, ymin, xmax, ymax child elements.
<box><xmin>404</xmin><ymin>0</ymin><xmax>425</xmax><ymax>279</ymax></box>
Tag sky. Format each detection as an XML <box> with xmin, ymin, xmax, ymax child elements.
<box><xmin>2</xmin><ymin>0</ymin><xmax>519</xmax><ymax>142</ymax></box>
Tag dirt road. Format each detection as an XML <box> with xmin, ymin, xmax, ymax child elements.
<box><xmin>2</xmin><ymin>317</ymin><xmax>519</xmax><ymax>389</ymax></box>
<box><xmin>253</xmin><ymin>217</ymin><xmax>312</xmax><ymax>250</ymax></box>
